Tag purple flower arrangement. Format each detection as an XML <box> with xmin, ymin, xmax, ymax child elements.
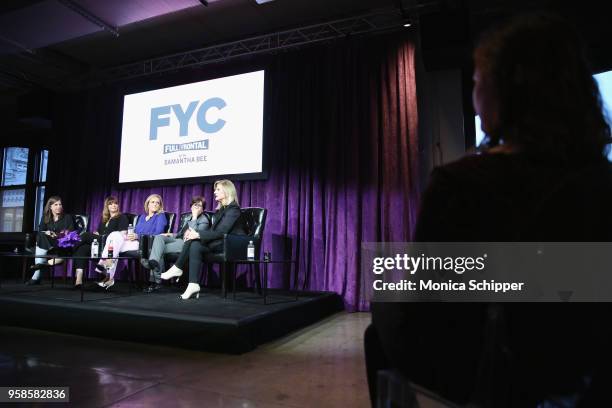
<box><xmin>57</xmin><ymin>230</ymin><xmax>81</xmax><ymax>248</ymax></box>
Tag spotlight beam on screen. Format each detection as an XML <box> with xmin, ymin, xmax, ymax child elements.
<box><xmin>119</xmin><ymin>70</ymin><xmax>265</xmax><ymax>184</ymax></box>
<box><xmin>475</xmin><ymin>70</ymin><xmax>612</xmax><ymax>161</ymax></box>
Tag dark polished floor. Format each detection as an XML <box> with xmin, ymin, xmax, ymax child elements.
<box><xmin>0</xmin><ymin>312</ymin><xmax>372</xmax><ymax>408</ymax></box>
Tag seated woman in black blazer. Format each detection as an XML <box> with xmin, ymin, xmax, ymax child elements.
<box><xmin>27</xmin><ymin>196</ymin><xmax>75</xmax><ymax>284</ymax></box>
<box><xmin>70</xmin><ymin>196</ymin><xmax>129</xmax><ymax>289</ymax></box>
<box><xmin>161</xmin><ymin>179</ymin><xmax>246</xmax><ymax>300</ymax></box>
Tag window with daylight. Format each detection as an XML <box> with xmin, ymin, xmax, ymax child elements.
<box><xmin>0</xmin><ymin>147</ymin><xmax>49</xmax><ymax>232</ymax></box>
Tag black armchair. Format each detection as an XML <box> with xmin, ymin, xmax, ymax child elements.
<box><xmin>119</xmin><ymin>212</ymin><xmax>175</xmax><ymax>285</ymax></box>
<box><xmin>178</xmin><ymin>212</ymin><xmax>192</xmax><ymax>230</ymax></box>
<box><xmin>32</xmin><ymin>214</ymin><xmax>89</xmax><ymax>281</ymax></box>
<box><xmin>97</xmin><ymin>212</ymin><xmax>136</xmax><ymax>250</ymax></box>
<box><xmin>128</xmin><ymin>213</ymin><xmax>138</xmax><ymax>228</ymax></box>
<box><xmin>205</xmin><ymin>207</ymin><xmax>267</xmax><ymax>297</ymax></box>
<box><xmin>30</xmin><ymin>213</ymin><xmax>89</xmax><ymax>249</ymax></box>
<box><xmin>146</xmin><ymin>211</ymin><xmax>191</xmax><ymax>259</ymax></box>
<box><xmin>164</xmin><ymin>212</ymin><xmax>176</xmax><ymax>234</ymax></box>
<box><xmin>96</xmin><ymin>212</ymin><xmax>137</xmax><ymax>247</ymax></box>
<box><xmin>74</xmin><ymin>214</ymin><xmax>89</xmax><ymax>234</ymax></box>
<box><xmin>139</xmin><ymin>212</ymin><xmax>176</xmax><ymax>258</ymax></box>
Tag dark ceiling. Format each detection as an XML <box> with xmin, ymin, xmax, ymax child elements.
<box><xmin>0</xmin><ymin>0</ymin><xmax>611</xmax><ymax>96</ymax></box>
<box><xmin>0</xmin><ymin>0</ymin><xmax>401</xmax><ymax>93</ymax></box>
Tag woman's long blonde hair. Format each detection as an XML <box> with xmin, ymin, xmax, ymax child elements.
<box><xmin>214</xmin><ymin>180</ymin><xmax>238</xmax><ymax>210</ymax></box>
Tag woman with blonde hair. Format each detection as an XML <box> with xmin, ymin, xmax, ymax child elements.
<box><xmin>161</xmin><ymin>180</ymin><xmax>245</xmax><ymax>299</ymax></box>
<box><xmin>96</xmin><ymin>193</ymin><xmax>168</xmax><ymax>289</ymax></box>
<box><xmin>141</xmin><ymin>196</ymin><xmax>210</xmax><ymax>293</ymax></box>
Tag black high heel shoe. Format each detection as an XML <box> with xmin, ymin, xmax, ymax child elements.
<box><xmin>96</xmin><ymin>275</ymin><xmax>110</xmax><ymax>288</ymax></box>
<box><xmin>29</xmin><ymin>263</ymin><xmax>49</xmax><ymax>272</ymax></box>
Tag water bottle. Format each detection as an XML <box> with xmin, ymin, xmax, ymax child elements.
<box><xmin>24</xmin><ymin>233</ymin><xmax>32</xmax><ymax>253</ymax></box>
<box><xmin>108</xmin><ymin>239</ymin><xmax>114</xmax><ymax>259</ymax></box>
<box><xmin>127</xmin><ymin>224</ymin><xmax>134</xmax><ymax>236</ymax></box>
<box><xmin>91</xmin><ymin>239</ymin><xmax>99</xmax><ymax>258</ymax></box>
<box><xmin>247</xmin><ymin>240</ymin><xmax>255</xmax><ymax>261</ymax></box>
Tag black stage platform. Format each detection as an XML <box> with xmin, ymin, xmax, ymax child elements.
<box><xmin>0</xmin><ymin>282</ymin><xmax>344</xmax><ymax>354</ymax></box>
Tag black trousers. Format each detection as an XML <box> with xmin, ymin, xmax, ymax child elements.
<box><xmin>36</xmin><ymin>231</ymin><xmax>57</xmax><ymax>250</ymax></box>
<box><xmin>71</xmin><ymin>232</ymin><xmax>101</xmax><ymax>270</ymax></box>
<box><xmin>174</xmin><ymin>239</ymin><xmax>221</xmax><ymax>284</ymax></box>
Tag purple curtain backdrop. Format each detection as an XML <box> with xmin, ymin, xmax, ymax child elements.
<box><xmin>47</xmin><ymin>32</ymin><xmax>419</xmax><ymax>311</ymax></box>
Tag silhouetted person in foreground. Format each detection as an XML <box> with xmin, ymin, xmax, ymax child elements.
<box><xmin>367</xmin><ymin>13</ymin><xmax>612</xmax><ymax>407</ymax></box>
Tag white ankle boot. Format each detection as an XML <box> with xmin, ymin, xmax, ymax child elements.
<box><xmin>180</xmin><ymin>283</ymin><xmax>200</xmax><ymax>300</ymax></box>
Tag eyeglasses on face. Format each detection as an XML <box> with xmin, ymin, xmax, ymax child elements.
<box><xmin>192</xmin><ymin>203</ymin><xmax>203</xmax><ymax>208</ymax></box>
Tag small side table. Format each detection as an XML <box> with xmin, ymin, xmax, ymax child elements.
<box><xmin>229</xmin><ymin>259</ymin><xmax>297</xmax><ymax>304</ymax></box>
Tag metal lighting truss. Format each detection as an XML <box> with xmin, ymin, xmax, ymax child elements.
<box><xmin>57</xmin><ymin>0</ymin><xmax>120</xmax><ymax>37</ymax></box>
<box><xmin>89</xmin><ymin>8</ymin><xmax>404</xmax><ymax>84</ymax></box>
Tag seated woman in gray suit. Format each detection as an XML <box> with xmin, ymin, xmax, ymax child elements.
<box><xmin>141</xmin><ymin>196</ymin><xmax>209</xmax><ymax>293</ymax></box>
